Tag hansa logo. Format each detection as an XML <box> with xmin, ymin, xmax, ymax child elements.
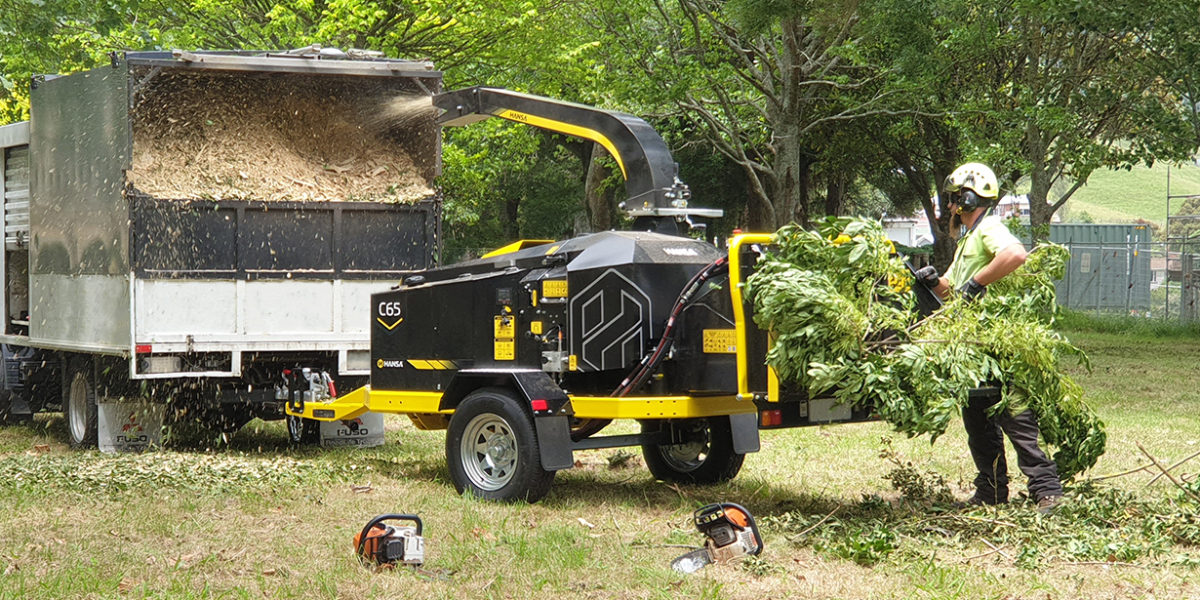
<box><xmin>663</xmin><ymin>247</ymin><xmax>699</xmax><ymax>257</ymax></box>
<box><xmin>376</xmin><ymin>301</ymin><xmax>404</xmax><ymax>330</ymax></box>
<box><xmin>376</xmin><ymin>359</ymin><xmax>404</xmax><ymax>369</ymax></box>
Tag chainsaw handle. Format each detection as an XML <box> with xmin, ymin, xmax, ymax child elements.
<box><xmin>356</xmin><ymin>513</ymin><xmax>424</xmax><ymax>558</ymax></box>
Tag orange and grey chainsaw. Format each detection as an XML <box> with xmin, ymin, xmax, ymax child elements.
<box><xmin>670</xmin><ymin>503</ymin><xmax>763</xmax><ymax>574</ymax></box>
<box><xmin>355</xmin><ymin>514</ymin><xmax>425</xmax><ymax>567</ymax></box>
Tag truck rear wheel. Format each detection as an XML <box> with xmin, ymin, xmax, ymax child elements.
<box><xmin>641</xmin><ymin>417</ymin><xmax>744</xmax><ymax>484</ymax></box>
<box><xmin>63</xmin><ymin>359</ymin><xmax>98</xmax><ymax>449</ymax></box>
<box><xmin>446</xmin><ymin>387</ymin><xmax>554</xmax><ymax>503</ymax></box>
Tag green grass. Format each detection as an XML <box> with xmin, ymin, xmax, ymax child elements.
<box><xmin>0</xmin><ymin>328</ymin><xmax>1198</xmax><ymax>599</ymax></box>
<box><xmin>1055</xmin><ymin>307</ymin><xmax>1200</xmax><ymax>338</ymax></box>
<box><xmin>1057</xmin><ymin>161</ymin><xmax>1200</xmax><ymax>226</ymax></box>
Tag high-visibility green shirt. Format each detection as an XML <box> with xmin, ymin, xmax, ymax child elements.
<box><xmin>945</xmin><ymin>215</ymin><xmax>1022</xmax><ymax>288</ymax></box>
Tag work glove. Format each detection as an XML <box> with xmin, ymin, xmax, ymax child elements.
<box><xmin>913</xmin><ymin>266</ymin><xmax>940</xmax><ymax>288</ymax></box>
<box><xmin>958</xmin><ymin>278</ymin><xmax>987</xmax><ymax>302</ymax></box>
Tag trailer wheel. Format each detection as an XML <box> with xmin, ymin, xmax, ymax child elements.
<box><xmin>286</xmin><ymin>415</ymin><xmax>320</xmax><ymax>445</ymax></box>
<box><xmin>63</xmin><ymin>359</ymin><xmax>98</xmax><ymax>449</ymax></box>
<box><xmin>446</xmin><ymin>387</ymin><xmax>554</xmax><ymax>503</ymax></box>
<box><xmin>641</xmin><ymin>417</ymin><xmax>744</xmax><ymax>484</ymax></box>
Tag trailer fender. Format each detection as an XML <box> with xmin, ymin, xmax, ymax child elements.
<box><xmin>441</xmin><ymin>370</ymin><xmax>575</xmax><ymax>471</ymax></box>
<box><xmin>729</xmin><ymin>412</ymin><xmax>760</xmax><ymax>455</ymax></box>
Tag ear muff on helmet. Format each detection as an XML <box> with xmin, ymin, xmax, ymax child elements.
<box><xmin>958</xmin><ymin>190</ymin><xmax>982</xmax><ymax>211</ymax></box>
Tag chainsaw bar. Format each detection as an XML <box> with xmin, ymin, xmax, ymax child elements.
<box><xmin>670</xmin><ymin>548</ymin><xmax>713</xmax><ymax>574</ymax></box>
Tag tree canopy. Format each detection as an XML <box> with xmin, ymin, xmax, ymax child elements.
<box><xmin>2</xmin><ymin>0</ymin><xmax>1199</xmax><ymax>252</ymax></box>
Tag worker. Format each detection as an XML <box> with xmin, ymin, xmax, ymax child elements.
<box><xmin>913</xmin><ymin>162</ymin><xmax>1064</xmax><ymax>513</ymax></box>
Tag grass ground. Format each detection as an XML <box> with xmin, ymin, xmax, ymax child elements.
<box><xmin>0</xmin><ymin>326</ymin><xmax>1198</xmax><ymax>599</ymax></box>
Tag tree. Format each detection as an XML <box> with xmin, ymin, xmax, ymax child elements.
<box><xmin>957</xmin><ymin>0</ymin><xmax>1195</xmax><ymax>240</ymax></box>
<box><xmin>0</xmin><ymin>0</ymin><xmax>143</xmax><ymax>122</ymax></box>
<box><xmin>0</xmin><ymin>0</ymin><xmax>545</xmax><ymax>122</ymax></box>
<box><xmin>581</xmin><ymin>0</ymin><xmax>898</xmax><ymax>230</ymax></box>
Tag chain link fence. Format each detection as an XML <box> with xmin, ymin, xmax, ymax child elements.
<box><xmin>1053</xmin><ymin>239</ymin><xmax>1200</xmax><ymax>321</ymax></box>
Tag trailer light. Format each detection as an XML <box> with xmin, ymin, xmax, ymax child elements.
<box><xmin>135</xmin><ymin>344</ymin><xmax>152</xmax><ymax>354</ymax></box>
<box><xmin>760</xmin><ymin>410</ymin><xmax>782</xmax><ymax>427</ymax></box>
<box><xmin>530</xmin><ymin>399</ymin><xmax>549</xmax><ymax>411</ymax></box>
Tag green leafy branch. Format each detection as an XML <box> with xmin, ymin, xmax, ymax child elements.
<box><xmin>746</xmin><ymin>217</ymin><xmax>1105</xmax><ymax>479</ymax></box>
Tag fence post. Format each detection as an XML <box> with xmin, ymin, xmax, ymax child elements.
<box><xmin>1096</xmin><ymin>241</ymin><xmax>1104</xmax><ymax>312</ymax></box>
<box><xmin>1166</xmin><ymin>241</ymin><xmax>1171</xmax><ymax>320</ymax></box>
<box><xmin>1126</xmin><ymin>236</ymin><xmax>1133</xmax><ymax>315</ymax></box>
<box><xmin>1183</xmin><ymin>253</ymin><xmax>1194</xmax><ymax>323</ymax></box>
<box><xmin>1065</xmin><ymin>240</ymin><xmax>1073</xmax><ymax>310</ymax></box>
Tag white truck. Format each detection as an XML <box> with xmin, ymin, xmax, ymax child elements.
<box><xmin>0</xmin><ymin>49</ymin><xmax>443</xmax><ymax>448</ymax></box>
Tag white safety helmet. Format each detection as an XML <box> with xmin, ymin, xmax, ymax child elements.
<box><xmin>944</xmin><ymin>162</ymin><xmax>999</xmax><ymax>210</ymax></box>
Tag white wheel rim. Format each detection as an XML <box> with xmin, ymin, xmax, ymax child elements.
<box><xmin>68</xmin><ymin>373</ymin><xmax>88</xmax><ymax>443</ymax></box>
<box><xmin>460</xmin><ymin>413</ymin><xmax>518</xmax><ymax>491</ymax></box>
<box><xmin>659</xmin><ymin>425</ymin><xmax>710</xmax><ymax>473</ymax></box>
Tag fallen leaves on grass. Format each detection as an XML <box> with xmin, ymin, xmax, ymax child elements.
<box><xmin>0</xmin><ymin>453</ymin><xmax>367</xmax><ymax>494</ymax></box>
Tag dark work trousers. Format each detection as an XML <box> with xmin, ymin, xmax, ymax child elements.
<box><xmin>962</xmin><ymin>389</ymin><xmax>1063</xmax><ymax>503</ymax></box>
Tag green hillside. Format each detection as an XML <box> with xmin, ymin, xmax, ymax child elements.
<box><xmin>1056</xmin><ymin>161</ymin><xmax>1200</xmax><ymax>226</ymax></box>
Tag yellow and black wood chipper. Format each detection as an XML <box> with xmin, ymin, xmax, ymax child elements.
<box><xmin>287</xmin><ymin>87</ymin><xmax>882</xmax><ymax>502</ymax></box>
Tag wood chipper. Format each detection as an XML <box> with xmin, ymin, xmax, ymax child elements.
<box><xmin>287</xmin><ymin>87</ymin><xmax>881</xmax><ymax>502</ymax></box>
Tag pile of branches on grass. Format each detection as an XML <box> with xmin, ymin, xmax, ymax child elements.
<box><xmin>744</xmin><ymin>217</ymin><xmax>1106</xmax><ymax>479</ymax></box>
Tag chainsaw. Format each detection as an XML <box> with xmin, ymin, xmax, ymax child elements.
<box><xmin>355</xmin><ymin>514</ymin><xmax>425</xmax><ymax>568</ymax></box>
<box><xmin>671</xmin><ymin>502</ymin><xmax>763</xmax><ymax>574</ymax></box>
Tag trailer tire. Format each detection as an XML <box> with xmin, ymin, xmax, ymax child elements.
<box><xmin>446</xmin><ymin>387</ymin><xmax>554</xmax><ymax>503</ymax></box>
<box><xmin>641</xmin><ymin>417</ymin><xmax>744</xmax><ymax>484</ymax></box>
<box><xmin>286</xmin><ymin>415</ymin><xmax>321</xmax><ymax>446</ymax></box>
<box><xmin>63</xmin><ymin>359</ymin><xmax>98</xmax><ymax>449</ymax></box>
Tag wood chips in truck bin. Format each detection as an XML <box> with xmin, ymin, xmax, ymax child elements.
<box><xmin>128</xmin><ymin>70</ymin><xmax>437</xmax><ymax>203</ymax></box>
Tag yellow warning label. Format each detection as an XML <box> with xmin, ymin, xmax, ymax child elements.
<box><xmin>542</xmin><ymin>280</ymin><xmax>568</xmax><ymax>298</ymax></box>
<box><xmin>494</xmin><ymin>316</ymin><xmax>515</xmax><ymax>340</ymax></box>
<box><xmin>702</xmin><ymin>329</ymin><xmax>738</xmax><ymax>354</ymax></box>
<box><xmin>568</xmin><ymin>354</ymin><xmax>578</xmax><ymax>371</ymax></box>
<box><xmin>495</xmin><ymin>316</ymin><xmax>516</xmax><ymax>360</ymax></box>
<box><xmin>531</xmin><ymin>321</ymin><xmax>543</xmax><ymax>335</ymax></box>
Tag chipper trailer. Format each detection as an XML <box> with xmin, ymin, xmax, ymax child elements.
<box><xmin>0</xmin><ymin>49</ymin><xmax>444</xmax><ymax>448</ymax></box>
<box><xmin>287</xmin><ymin>87</ymin><xmax>891</xmax><ymax>502</ymax></box>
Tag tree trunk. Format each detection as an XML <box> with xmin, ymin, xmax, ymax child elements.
<box><xmin>584</xmin><ymin>144</ymin><xmax>613</xmax><ymax>232</ymax></box>
<box><xmin>824</xmin><ymin>173</ymin><xmax>846</xmax><ymax>217</ymax></box>
<box><xmin>772</xmin><ymin>120</ymin><xmax>803</xmax><ymax>229</ymax></box>
<box><xmin>1024</xmin><ymin>126</ymin><xmax>1055</xmax><ymax>243</ymax></box>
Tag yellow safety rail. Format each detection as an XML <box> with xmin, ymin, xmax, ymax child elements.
<box><xmin>726</xmin><ymin>233</ymin><xmax>782</xmax><ymax>401</ymax></box>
